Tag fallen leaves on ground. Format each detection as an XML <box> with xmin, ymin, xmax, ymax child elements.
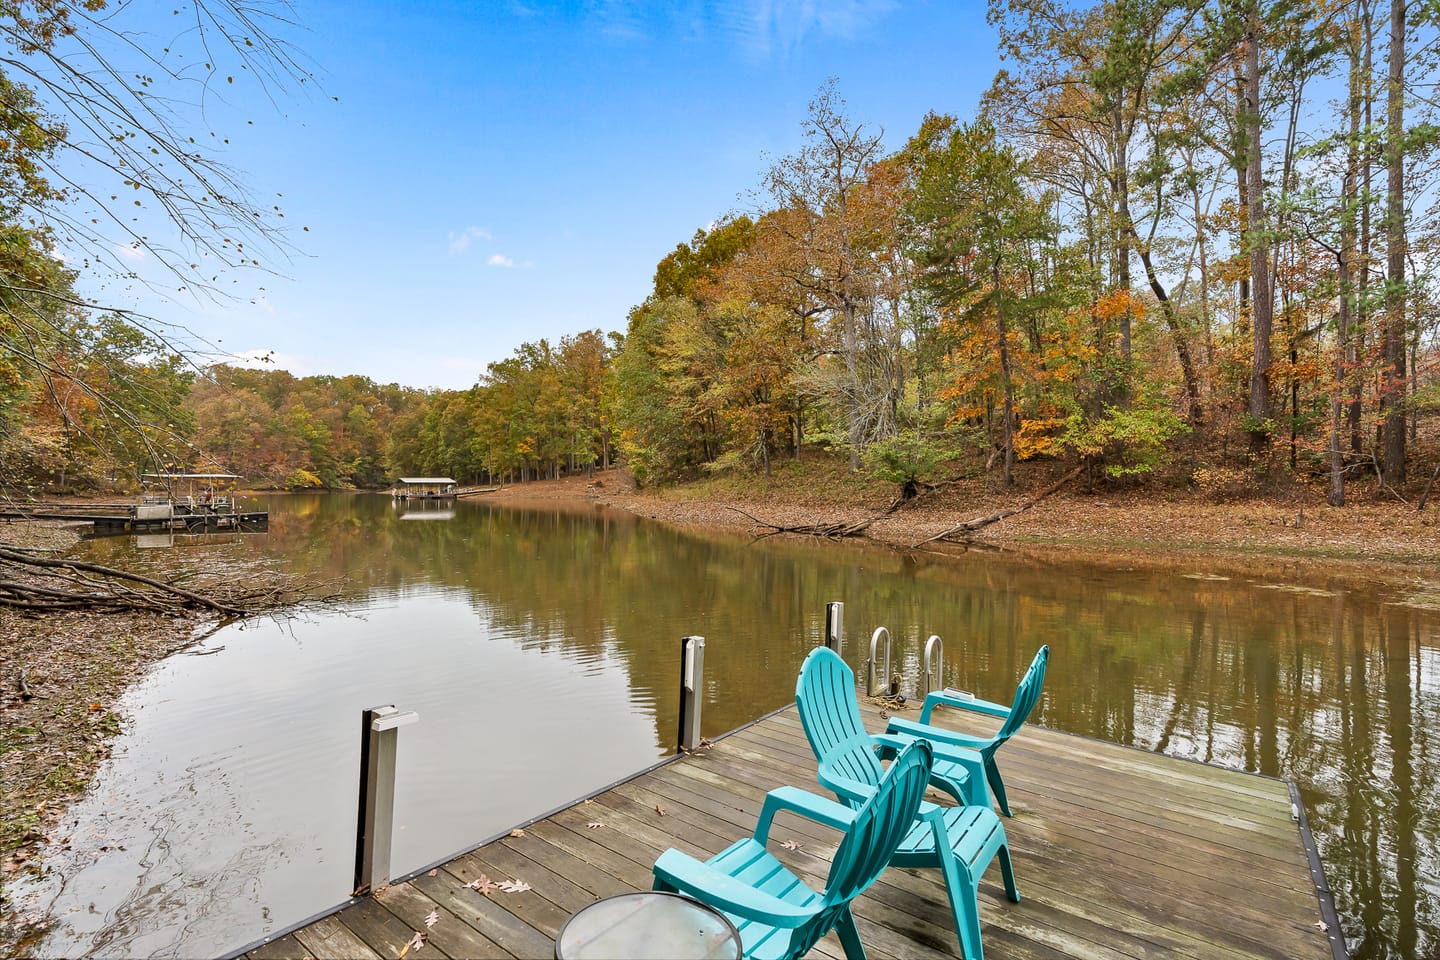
<box><xmin>424</xmin><ymin>910</ymin><xmax>439</xmax><ymax>928</ymax></box>
<box><xmin>781</xmin><ymin>839</ymin><xmax>801</xmax><ymax>851</ymax></box>
<box><xmin>467</xmin><ymin>874</ymin><xmax>531</xmax><ymax>895</ymax></box>
<box><xmin>466</xmin><ymin>875</ymin><xmax>499</xmax><ymax>895</ymax></box>
<box><xmin>586</xmin><ymin>821</ymin><xmax>604</xmax><ymax>829</ymax></box>
<box><xmin>397</xmin><ymin>931</ymin><xmax>426</xmax><ymax>958</ymax></box>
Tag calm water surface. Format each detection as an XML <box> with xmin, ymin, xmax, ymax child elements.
<box><xmin>9</xmin><ymin>493</ymin><xmax>1439</xmax><ymax>959</ymax></box>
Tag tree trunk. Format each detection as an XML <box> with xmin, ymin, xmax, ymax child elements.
<box><xmin>1136</xmin><ymin>245</ymin><xmax>1203</xmax><ymax>423</ymax></box>
<box><xmin>1234</xmin><ymin>63</ymin><xmax>1251</xmax><ymax>312</ymax></box>
<box><xmin>995</xmin><ymin>261</ymin><xmax>1015</xmax><ymax>488</ymax></box>
<box><xmin>1381</xmin><ymin>0</ymin><xmax>1407</xmax><ymax>485</ymax></box>
<box><xmin>1111</xmin><ymin>106</ymin><xmax>1133</xmax><ymax>367</ymax></box>
<box><xmin>1353</xmin><ymin>7</ymin><xmax>1376</xmax><ymax>454</ymax></box>
<box><xmin>1331</xmin><ymin>22</ymin><xmax>1366</xmax><ymax>508</ymax></box>
<box><xmin>843</xmin><ymin>298</ymin><xmax>862</xmax><ymax>470</ymax></box>
<box><xmin>1243</xmin><ymin>18</ymin><xmax>1273</xmax><ymax>456</ymax></box>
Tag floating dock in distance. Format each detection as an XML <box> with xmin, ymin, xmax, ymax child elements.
<box><xmin>230</xmin><ymin>699</ymin><xmax>1342</xmax><ymax>960</ymax></box>
<box><xmin>3</xmin><ymin>473</ymin><xmax>267</xmax><ymax>534</ymax></box>
<box><xmin>391</xmin><ymin>477</ymin><xmax>459</xmax><ymax>500</ymax></box>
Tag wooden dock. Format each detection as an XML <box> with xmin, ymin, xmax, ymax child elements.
<box><xmin>1</xmin><ymin>502</ymin><xmax>267</xmax><ymax>533</ymax></box>
<box><xmin>233</xmin><ymin>700</ymin><xmax>1343</xmax><ymax>960</ymax></box>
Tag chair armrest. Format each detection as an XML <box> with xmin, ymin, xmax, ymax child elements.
<box><xmin>887</xmin><ymin>716</ymin><xmax>985</xmax><ymax>751</ymax></box>
<box><xmin>871</xmin><ymin>731</ymin><xmax>912</xmax><ymax>758</ymax></box>
<box><xmin>816</xmin><ymin>767</ymin><xmax>876</xmax><ymax>809</ymax></box>
<box><xmin>754</xmin><ymin>786</ymin><xmax>856</xmax><ymax>844</ymax></box>
<box><xmin>919</xmin><ymin>688</ymin><xmax>1010</xmax><ymax>723</ymax></box>
<box><xmin>868</xmin><ymin>732</ymin><xmax>988</xmax><ymax>809</ymax></box>
<box><xmin>928</xmin><ymin>745</ymin><xmax>991</xmax><ymax>808</ymax></box>
<box><xmin>653</xmin><ymin>850</ymin><xmax>812</xmax><ymax>927</ymax></box>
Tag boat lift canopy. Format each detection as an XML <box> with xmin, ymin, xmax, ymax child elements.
<box><xmin>142</xmin><ymin>473</ymin><xmax>243</xmax><ymax>480</ymax></box>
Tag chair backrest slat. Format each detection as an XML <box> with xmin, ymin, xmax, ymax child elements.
<box><xmin>995</xmin><ymin>645</ymin><xmax>1049</xmax><ymax>743</ymax></box>
<box><xmin>797</xmin><ymin>649</ymin><xmax>869</xmax><ymax>749</ymax></box>
<box><xmin>824</xmin><ymin>739</ymin><xmax>932</xmax><ymax>903</ymax></box>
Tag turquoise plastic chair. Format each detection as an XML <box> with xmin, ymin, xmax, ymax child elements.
<box><xmin>794</xmin><ymin>646</ymin><xmax>990</xmax><ymax>810</ymax></box>
<box><xmin>652</xmin><ymin>739</ymin><xmax>934</xmax><ymax>960</ymax></box>
<box><xmin>795</xmin><ymin>647</ymin><xmax>1018</xmax><ymax>960</ymax></box>
<box><xmin>887</xmin><ymin>645</ymin><xmax>1049</xmax><ymax>817</ymax></box>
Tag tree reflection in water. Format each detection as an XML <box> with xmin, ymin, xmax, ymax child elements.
<box><xmin>58</xmin><ymin>494</ymin><xmax>1440</xmax><ymax>959</ymax></box>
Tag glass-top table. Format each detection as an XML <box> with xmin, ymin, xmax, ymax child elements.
<box><xmin>553</xmin><ymin>890</ymin><xmax>743</xmax><ymax>959</ymax></box>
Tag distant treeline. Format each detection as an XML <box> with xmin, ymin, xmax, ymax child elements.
<box><xmin>5</xmin><ymin>0</ymin><xmax>1440</xmax><ymax>502</ymax></box>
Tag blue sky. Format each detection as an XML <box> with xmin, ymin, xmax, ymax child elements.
<box><xmin>91</xmin><ymin>1</ymin><xmax>1005</xmax><ymax>391</ymax></box>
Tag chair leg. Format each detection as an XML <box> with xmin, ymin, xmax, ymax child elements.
<box><xmin>958</xmin><ymin>891</ymin><xmax>986</xmax><ymax>960</ymax></box>
<box><xmin>834</xmin><ymin>905</ymin><xmax>867</xmax><ymax>960</ymax></box>
<box><xmin>998</xmin><ymin>842</ymin><xmax>1020</xmax><ymax>903</ymax></box>
<box><xmin>985</xmin><ymin>758</ymin><xmax>1011</xmax><ymax>817</ymax></box>
<box><xmin>934</xmin><ymin>832</ymin><xmax>985</xmax><ymax>960</ymax></box>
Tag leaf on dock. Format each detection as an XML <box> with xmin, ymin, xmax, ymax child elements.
<box><xmin>497</xmin><ymin>879</ymin><xmax>531</xmax><ymax>893</ymax></box>
<box><xmin>397</xmin><ymin>931</ymin><xmax>426</xmax><ymax>958</ymax></box>
<box><xmin>465</xmin><ymin>874</ymin><xmax>499</xmax><ymax>895</ymax></box>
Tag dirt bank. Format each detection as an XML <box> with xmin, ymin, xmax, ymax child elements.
<box><xmin>0</xmin><ymin>522</ymin><xmax>211</xmax><ymax>923</ymax></box>
<box><xmin>490</xmin><ymin>467</ymin><xmax>1440</xmax><ymax>578</ymax></box>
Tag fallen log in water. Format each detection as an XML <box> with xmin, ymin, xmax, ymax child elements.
<box><xmin>910</xmin><ymin>466</ymin><xmax>1084</xmax><ymax>548</ymax></box>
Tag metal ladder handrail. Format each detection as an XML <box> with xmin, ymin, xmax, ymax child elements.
<box><xmin>921</xmin><ymin>634</ymin><xmax>944</xmax><ymax>699</ymax></box>
<box><xmin>866</xmin><ymin>626</ymin><xmax>892</xmax><ymax>697</ymax></box>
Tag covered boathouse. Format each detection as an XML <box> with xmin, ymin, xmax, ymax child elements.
<box><xmin>392</xmin><ymin>477</ymin><xmax>458</xmax><ymax>500</ymax></box>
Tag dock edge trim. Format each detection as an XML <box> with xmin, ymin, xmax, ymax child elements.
<box><xmin>1289</xmin><ymin>778</ymin><xmax>1349</xmax><ymax>960</ymax></box>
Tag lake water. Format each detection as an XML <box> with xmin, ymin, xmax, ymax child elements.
<box><xmin>7</xmin><ymin>492</ymin><xmax>1439</xmax><ymax>959</ymax></box>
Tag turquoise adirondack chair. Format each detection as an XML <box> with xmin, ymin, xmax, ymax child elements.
<box><xmin>886</xmin><ymin>645</ymin><xmax>1049</xmax><ymax>818</ymax></box>
<box><xmin>795</xmin><ymin>647</ymin><xmax>1018</xmax><ymax>960</ymax></box>
<box><xmin>652</xmin><ymin>739</ymin><xmax>935</xmax><ymax>960</ymax></box>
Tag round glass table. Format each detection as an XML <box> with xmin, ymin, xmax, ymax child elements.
<box><xmin>553</xmin><ymin>890</ymin><xmax>742</xmax><ymax>959</ymax></box>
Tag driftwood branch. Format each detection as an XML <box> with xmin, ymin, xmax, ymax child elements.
<box><xmin>0</xmin><ymin>546</ymin><xmax>247</xmax><ymax>614</ymax></box>
<box><xmin>725</xmin><ymin>506</ymin><xmax>886</xmax><ymax>539</ymax></box>
<box><xmin>911</xmin><ymin>466</ymin><xmax>1084</xmax><ymax>548</ymax></box>
<box><xmin>0</xmin><ymin>545</ymin><xmax>333</xmax><ymax>615</ymax></box>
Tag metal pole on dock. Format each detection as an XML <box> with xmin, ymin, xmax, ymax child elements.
<box><xmin>353</xmin><ymin>704</ymin><xmax>419</xmax><ymax>896</ymax></box>
<box><xmin>677</xmin><ymin>636</ymin><xmax>705</xmax><ymax>753</ymax></box>
<box><xmin>825</xmin><ymin>602</ymin><xmax>843</xmax><ymax>655</ymax></box>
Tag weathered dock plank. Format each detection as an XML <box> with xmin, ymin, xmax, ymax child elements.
<box><xmin>237</xmin><ymin>700</ymin><xmax>1337</xmax><ymax>960</ymax></box>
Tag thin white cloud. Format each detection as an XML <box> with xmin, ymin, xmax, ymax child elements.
<box><xmin>717</xmin><ymin>0</ymin><xmax>896</xmax><ymax>57</ymax></box>
<box><xmin>448</xmin><ymin>225</ymin><xmax>492</xmax><ymax>254</ymax></box>
<box><xmin>583</xmin><ymin>0</ymin><xmax>648</xmax><ymax>39</ymax></box>
<box><xmin>115</xmin><ymin>243</ymin><xmax>147</xmax><ymax>262</ymax></box>
<box><xmin>488</xmin><ymin>254</ymin><xmax>515</xmax><ymax>268</ymax></box>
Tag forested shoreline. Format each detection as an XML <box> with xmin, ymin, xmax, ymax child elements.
<box><xmin>4</xmin><ymin>0</ymin><xmax>1439</xmax><ymax>505</ymax></box>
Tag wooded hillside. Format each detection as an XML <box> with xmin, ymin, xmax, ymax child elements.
<box><xmin>4</xmin><ymin>0</ymin><xmax>1438</xmax><ymax>504</ymax></box>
